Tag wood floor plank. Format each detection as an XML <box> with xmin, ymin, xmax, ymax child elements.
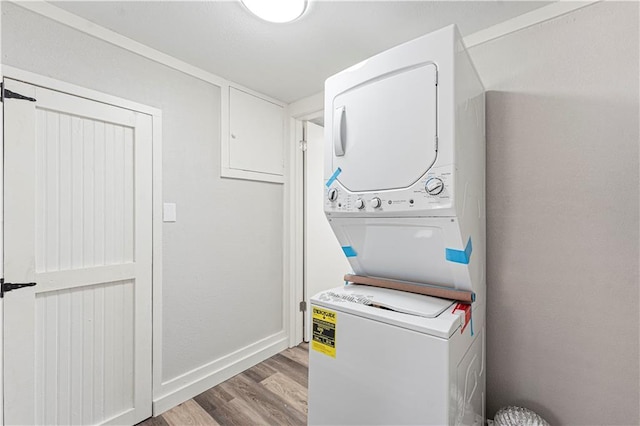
<box><xmin>212</xmin><ymin>384</ymin><xmax>236</xmax><ymax>403</ymax></box>
<box><xmin>261</xmin><ymin>372</ymin><xmax>308</xmax><ymax>415</ymax></box>
<box><xmin>227</xmin><ymin>394</ymin><xmax>279</xmax><ymax>426</ymax></box>
<box><xmin>221</xmin><ymin>373</ymin><xmax>306</xmax><ymax>426</ymax></box>
<box><xmin>280</xmin><ymin>346</ymin><xmax>309</xmax><ymax>367</ymax></box>
<box><xmin>194</xmin><ymin>385</ymin><xmax>234</xmax><ymax>410</ymax></box>
<box><xmin>262</xmin><ymin>354</ymin><xmax>308</xmax><ymax>388</ymax></box>
<box><xmin>136</xmin><ymin>415</ymin><xmax>170</xmax><ymax>426</ymax></box>
<box><xmin>163</xmin><ymin>399</ymin><xmax>221</xmax><ymax>426</ymax></box>
<box><xmin>243</xmin><ymin>360</ymin><xmax>277</xmax><ymax>383</ymax></box>
<box><xmin>194</xmin><ymin>387</ymin><xmax>258</xmax><ymax>426</ymax></box>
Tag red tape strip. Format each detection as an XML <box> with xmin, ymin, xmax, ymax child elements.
<box><xmin>453</xmin><ymin>303</ymin><xmax>472</xmax><ymax>334</ymax></box>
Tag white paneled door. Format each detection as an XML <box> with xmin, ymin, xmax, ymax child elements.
<box><xmin>3</xmin><ymin>79</ymin><xmax>153</xmax><ymax>425</ymax></box>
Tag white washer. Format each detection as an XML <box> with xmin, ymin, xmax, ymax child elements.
<box><xmin>308</xmin><ymin>285</ymin><xmax>485</xmax><ymax>426</ymax></box>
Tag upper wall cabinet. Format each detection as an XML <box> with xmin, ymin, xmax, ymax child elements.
<box><xmin>222</xmin><ymin>87</ymin><xmax>285</xmax><ymax>183</ymax></box>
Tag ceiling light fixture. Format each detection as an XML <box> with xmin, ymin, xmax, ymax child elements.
<box><xmin>241</xmin><ymin>0</ymin><xmax>308</xmax><ymax>23</ymax></box>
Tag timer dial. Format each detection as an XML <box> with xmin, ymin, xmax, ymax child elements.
<box><xmin>371</xmin><ymin>197</ymin><xmax>382</xmax><ymax>208</ymax></box>
<box><xmin>355</xmin><ymin>199</ymin><xmax>365</xmax><ymax>209</ymax></box>
<box><xmin>328</xmin><ymin>188</ymin><xmax>339</xmax><ymax>202</ymax></box>
<box><xmin>425</xmin><ymin>178</ymin><xmax>444</xmax><ymax>196</ymax></box>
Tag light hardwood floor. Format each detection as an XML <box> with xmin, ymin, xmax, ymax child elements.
<box><xmin>138</xmin><ymin>343</ymin><xmax>309</xmax><ymax>426</ymax></box>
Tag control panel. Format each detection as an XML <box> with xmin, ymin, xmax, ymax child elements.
<box><xmin>325</xmin><ymin>166</ymin><xmax>453</xmax><ymax>215</ymax></box>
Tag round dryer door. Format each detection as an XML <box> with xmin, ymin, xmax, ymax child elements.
<box><xmin>331</xmin><ymin>63</ymin><xmax>438</xmax><ymax>193</ymax></box>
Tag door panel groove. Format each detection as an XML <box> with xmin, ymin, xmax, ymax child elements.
<box><xmin>35</xmin><ymin>281</ymin><xmax>136</xmax><ymax>424</ymax></box>
<box><xmin>36</xmin><ymin>110</ymin><xmax>135</xmax><ymax>274</ymax></box>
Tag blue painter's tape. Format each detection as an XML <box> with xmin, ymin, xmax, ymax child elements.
<box><xmin>342</xmin><ymin>246</ymin><xmax>357</xmax><ymax>257</ymax></box>
<box><xmin>445</xmin><ymin>237</ymin><xmax>473</xmax><ymax>264</ymax></box>
<box><xmin>326</xmin><ymin>167</ymin><xmax>342</xmax><ymax>188</ymax></box>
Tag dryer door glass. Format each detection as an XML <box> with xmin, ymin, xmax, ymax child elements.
<box><xmin>331</xmin><ymin>63</ymin><xmax>437</xmax><ymax>192</ymax></box>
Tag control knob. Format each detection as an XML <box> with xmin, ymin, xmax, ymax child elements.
<box><xmin>425</xmin><ymin>178</ymin><xmax>444</xmax><ymax>196</ymax></box>
<box><xmin>355</xmin><ymin>199</ymin><xmax>365</xmax><ymax>209</ymax></box>
<box><xmin>370</xmin><ymin>197</ymin><xmax>382</xmax><ymax>208</ymax></box>
<box><xmin>328</xmin><ymin>188</ymin><xmax>339</xmax><ymax>202</ymax></box>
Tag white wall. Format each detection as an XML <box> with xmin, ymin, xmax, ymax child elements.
<box><xmin>468</xmin><ymin>2</ymin><xmax>639</xmax><ymax>424</ymax></box>
<box><xmin>1</xmin><ymin>2</ymin><xmax>286</xmax><ymax>412</ymax></box>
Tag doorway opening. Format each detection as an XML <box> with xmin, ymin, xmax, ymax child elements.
<box><xmin>299</xmin><ymin>115</ymin><xmax>351</xmax><ymax>341</ymax></box>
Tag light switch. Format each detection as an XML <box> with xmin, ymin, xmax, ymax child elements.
<box><xmin>163</xmin><ymin>203</ymin><xmax>177</xmax><ymax>222</ymax></box>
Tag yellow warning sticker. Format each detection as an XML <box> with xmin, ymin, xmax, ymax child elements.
<box><xmin>312</xmin><ymin>307</ymin><xmax>337</xmax><ymax>358</ymax></box>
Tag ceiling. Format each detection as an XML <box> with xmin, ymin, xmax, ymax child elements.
<box><xmin>51</xmin><ymin>1</ymin><xmax>550</xmax><ymax>104</ymax></box>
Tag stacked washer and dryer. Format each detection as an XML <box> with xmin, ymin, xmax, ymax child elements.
<box><xmin>308</xmin><ymin>25</ymin><xmax>486</xmax><ymax>426</ymax></box>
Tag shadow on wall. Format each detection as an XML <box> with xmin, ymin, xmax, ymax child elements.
<box><xmin>484</xmin><ymin>90</ymin><xmax>639</xmax><ymax>425</ymax></box>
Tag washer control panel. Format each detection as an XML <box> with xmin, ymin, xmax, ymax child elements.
<box><xmin>325</xmin><ymin>166</ymin><xmax>453</xmax><ymax>214</ymax></box>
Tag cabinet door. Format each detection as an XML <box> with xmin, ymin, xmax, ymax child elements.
<box><xmin>229</xmin><ymin>87</ymin><xmax>284</xmax><ymax>177</ymax></box>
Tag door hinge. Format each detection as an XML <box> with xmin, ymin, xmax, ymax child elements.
<box><xmin>299</xmin><ymin>300</ymin><xmax>307</xmax><ymax>312</ymax></box>
<box><xmin>299</xmin><ymin>140</ymin><xmax>307</xmax><ymax>152</ymax></box>
<box><xmin>0</xmin><ymin>83</ymin><xmax>37</xmax><ymax>103</ymax></box>
<box><xmin>0</xmin><ymin>278</ymin><xmax>37</xmax><ymax>298</ymax></box>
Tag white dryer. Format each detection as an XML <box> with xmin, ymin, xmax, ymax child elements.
<box><xmin>322</xmin><ymin>24</ymin><xmax>485</xmax><ymax>301</ymax></box>
<box><xmin>308</xmin><ymin>24</ymin><xmax>486</xmax><ymax>425</ymax></box>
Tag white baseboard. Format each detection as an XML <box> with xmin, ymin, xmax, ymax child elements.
<box><xmin>152</xmin><ymin>331</ymin><xmax>289</xmax><ymax>416</ymax></box>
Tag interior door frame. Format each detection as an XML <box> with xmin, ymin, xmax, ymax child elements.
<box><xmin>0</xmin><ymin>8</ymin><xmax>4</xmax><ymax>425</ymax></box>
<box><xmin>285</xmin><ymin>93</ymin><xmax>323</xmax><ymax>345</ymax></box>
<box><xmin>0</xmin><ymin>65</ymin><xmax>163</xmax><ymax>419</ymax></box>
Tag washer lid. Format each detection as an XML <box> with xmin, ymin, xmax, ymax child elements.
<box><xmin>328</xmin><ymin>284</ymin><xmax>453</xmax><ymax>318</ymax></box>
<box><xmin>312</xmin><ymin>285</ymin><xmax>461</xmax><ymax>338</ymax></box>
